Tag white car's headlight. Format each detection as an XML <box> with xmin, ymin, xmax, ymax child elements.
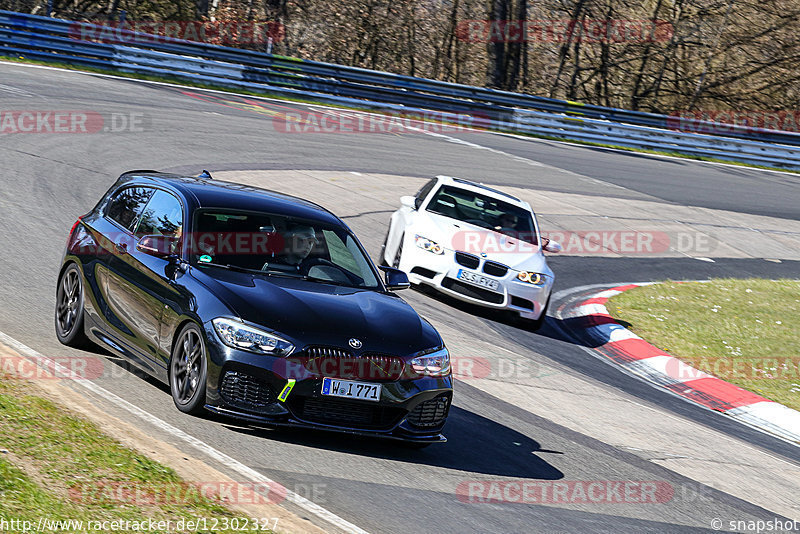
<box><xmin>414</xmin><ymin>235</ymin><xmax>444</xmax><ymax>255</ymax></box>
<box><xmin>410</xmin><ymin>347</ymin><xmax>450</xmax><ymax>376</ymax></box>
<box><xmin>212</xmin><ymin>318</ymin><xmax>294</xmax><ymax>356</ymax></box>
<box><xmin>517</xmin><ymin>271</ymin><xmax>548</xmax><ymax>286</ymax></box>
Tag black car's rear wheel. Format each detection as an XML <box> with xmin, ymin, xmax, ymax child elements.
<box><xmin>170</xmin><ymin>323</ymin><xmax>207</xmax><ymax>415</ymax></box>
<box><xmin>55</xmin><ymin>263</ymin><xmax>91</xmax><ymax>348</ymax></box>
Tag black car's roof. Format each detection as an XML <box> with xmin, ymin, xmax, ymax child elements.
<box><xmin>119</xmin><ymin>172</ymin><xmax>341</xmax><ymax>225</ymax></box>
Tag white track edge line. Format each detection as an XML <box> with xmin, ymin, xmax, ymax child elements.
<box><xmin>2</xmin><ymin>60</ymin><xmax>798</xmax><ymax>178</ymax></box>
<box><xmin>0</xmin><ymin>331</ymin><xmax>369</xmax><ymax>534</ymax></box>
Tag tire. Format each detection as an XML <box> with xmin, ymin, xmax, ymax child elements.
<box><xmin>54</xmin><ymin>263</ymin><xmax>92</xmax><ymax>349</ymax></box>
<box><xmin>169</xmin><ymin>323</ymin><xmax>208</xmax><ymax>415</ymax></box>
<box><xmin>392</xmin><ymin>233</ymin><xmax>404</xmax><ymax>269</ymax></box>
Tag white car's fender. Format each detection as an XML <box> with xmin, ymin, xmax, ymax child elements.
<box><xmin>386</xmin><ymin>203</ymin><xmax>414</xmax><ymax>265</ymax></box>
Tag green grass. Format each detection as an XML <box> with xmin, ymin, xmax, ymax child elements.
<box><xmin>2</xmin><ymin>54</ymin><xmax>798</xmax><ymax>175</ymax></box>
<box><xmin>608</xmin><ymin>279</ymin><xmax>800</xmax><ymax>411</ymax></box>
<box><xmin>0</xmin><ymin>378</ymin><xmax>273</xmax><ymax>533</ymax></box>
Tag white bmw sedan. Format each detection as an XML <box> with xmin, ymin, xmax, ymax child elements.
<box><xmin>380</xmin><ymin>176</ymin><xmax>561</xmax><ymax>329</ymax></box>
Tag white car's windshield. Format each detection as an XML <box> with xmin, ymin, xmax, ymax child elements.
<box><xmin>190</xmin><ymin>209</ymin><xmax>380</xmax><ymax>289</ymax></box>
<box><xmin>426</xmin><ymin>185</ymin><xmax>538</xmax><ymax>244</ymax></box>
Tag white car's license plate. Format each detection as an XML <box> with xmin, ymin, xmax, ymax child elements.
<box><xmin>321</xmin><ymin>378</ymin><xmax>382</xmax><ymax>402</ymax></box>
<box><xmin>457</xmin><ymin>269</ymin><xmax>500</xmax><ymax>291</ymax></box>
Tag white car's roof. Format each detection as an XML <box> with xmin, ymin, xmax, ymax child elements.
<box><xmin>434</xmin><ymin>175</ymin><xmax>532</xmax><ymax>212</ymax></box>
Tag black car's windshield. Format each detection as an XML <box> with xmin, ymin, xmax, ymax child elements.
<box><xmin>426</xmin><ymin>185</ymin><xmax>538</xmax><ymax>244</ymax></box>
<box><xmin>190</xmin><ymin>209</ymin><xmax>380</xmax><ymax>289</ymax></box>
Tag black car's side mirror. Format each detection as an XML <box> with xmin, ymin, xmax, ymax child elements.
<box><xmin>137</xmin><ymin>235</ymin><xmax>179</xmax><ymax>259</ymax></box>
<box><xmin>379</xmin><ymin>266</ymin><xmax>411</xmax><ymax>290</ymax></box>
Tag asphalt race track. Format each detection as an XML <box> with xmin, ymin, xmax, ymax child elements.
<box><xmin>1</xmin><ymin>62</ymin><xmax>799</xmax><ymax>533</ymax></box>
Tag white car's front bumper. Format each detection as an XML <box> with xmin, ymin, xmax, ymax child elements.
<box><xmin>399</xmin><ymin>244</ymin><xmax>552</xmax><ymax>320</ymax></box>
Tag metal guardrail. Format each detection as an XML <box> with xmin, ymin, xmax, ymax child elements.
<box><xmin>2</xmin><ymin>10</ymin><xmax>800</xmax><ymax>170</ymax></box>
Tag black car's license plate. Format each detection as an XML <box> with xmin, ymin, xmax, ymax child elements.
<box><xmin>321</xmin><ymin>377</ymin><xmax>382</xmax><ymax>402</ymax></box>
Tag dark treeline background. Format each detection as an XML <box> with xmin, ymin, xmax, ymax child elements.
<box><xmin>2</xmin><ymin>0</ymin><xmax>799</xmax><ymax>114</ymax></box>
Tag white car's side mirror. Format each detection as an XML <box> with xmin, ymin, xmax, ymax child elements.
<box><xmin>543</xmin><ymin>240</ymin><xmax>561</xmax><ymax>253</ymax></box>
<box><xmin>400</xmin><ymin>195</ymin><xmax>416</xmax><ymax>210</ymax></box>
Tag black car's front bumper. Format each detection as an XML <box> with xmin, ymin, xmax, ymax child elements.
<box><xmin>202</xmin><ymin>326</ymin><xmax>453</xmax><ymax>443</ymax></box>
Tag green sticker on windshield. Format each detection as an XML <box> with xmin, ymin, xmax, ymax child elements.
<box><xmin>199</xmin><ymin>255</ymin><xmax>212</xmax><ymax>263</ymax></box>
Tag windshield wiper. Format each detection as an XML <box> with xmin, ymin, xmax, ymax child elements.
<box><xmin>302</xmin><ymin>275</ymin><xmax>358</xmax><ymax>288</ymax></box>
<box><xmin>200</xmin><ymin>262</ymin><xmax>304</xmax><ymax>278</ymax></box>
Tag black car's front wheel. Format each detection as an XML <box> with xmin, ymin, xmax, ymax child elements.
<box><xmin>55</xmin><ymin>263</ymin><xmax>91</xmax><ymax>348</ymax></box>
<box><xmin>170</xmin><ymin>323</ymin><xmax>208</xmax><ymax>415</ymax></box>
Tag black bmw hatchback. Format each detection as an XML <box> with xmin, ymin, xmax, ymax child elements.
<box><xmin>56</xmin><ymin>171</ymin><xmax>452</xmax><ymax>444</ymax></box>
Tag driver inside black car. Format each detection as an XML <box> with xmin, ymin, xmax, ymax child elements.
<box><xmin>262</xmin><ymin>225</ymin><xmax>319</xmax><ymax>273</ymax></box>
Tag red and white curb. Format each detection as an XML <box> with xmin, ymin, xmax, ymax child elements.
<box><xmin>560</xmin><ymin>283</ymin><xmax>800</xmax><ymax>445</ymax></box>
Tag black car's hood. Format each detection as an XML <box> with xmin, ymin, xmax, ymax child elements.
<box><xmin>195</xmin><ymin>269</ymin><xmax>442</xmax><ymax>356</ymax></box>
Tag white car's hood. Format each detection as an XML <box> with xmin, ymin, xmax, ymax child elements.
<box><xmin>422</xmin><ymin>212</ymin><xmax>548</xmax><ymax>272</ymax></box>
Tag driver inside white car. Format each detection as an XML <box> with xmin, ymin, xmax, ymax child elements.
<box><xmin>495</xmin><ymin>213</ymin><xmax>518</xmax><ymax>232</ymax></box>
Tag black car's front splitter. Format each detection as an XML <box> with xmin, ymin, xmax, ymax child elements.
<box><xmin>205</xmin><ymin>405</ymin><xmax>446</xmax><ymax>443</ymax></box>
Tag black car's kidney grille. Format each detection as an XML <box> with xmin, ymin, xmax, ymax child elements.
<box><xmin>296</xmin><ymin>398</ymin><xmax>404</xmax><ymax>429</ymax></box>
<box><xmin>407</xmin><ymin>394</ymin><xmax>451</xmax><ymax>428</ymax></box>
<box><xmin>362</xmin><ymin>353</ymin><xmax>406</xmax><ymax>380</ymax></box>
<box><xmin>299</xmin><ymin>347</ymin><xmax>405</xmax><ymax>381</ymax></box>
<box><xmin>442</xmin><ymin>278</ymin><xmax>504</xmax><ymax>304</ymax></box>
<box><xmin>220</xmin><ymin>370</ymin><xmax>277</xmax><ymax>412</ymax></box>
<box><xmin>306</xmin><ymin>346</ymin><xmax>351</xmax><ymax>359</ymax></box>
<box><xmin>482</xmin><ymin>260</ymin><xmax>508</xmax><ymax>277</ymax></box>
<box><xmin>454</xmin><ymin>251</ymin><xmax>480</xmax><ymax>269</ymax></box>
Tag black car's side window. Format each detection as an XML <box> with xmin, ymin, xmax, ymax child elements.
<box><xmin>414</xmin><ymin>178</ymin><xmax>437</xmax><ymax>209</ymax></box>
<box><xmin>106</xmin><ymin>187</ymin><xmax>154</xmax><ymax>231</ymax></box>
<box><xmin>134</xmin><ymin>190</ymin><xmax>183</xmax><ymax>238</ymax></box>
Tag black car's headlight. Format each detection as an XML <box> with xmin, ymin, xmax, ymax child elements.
<box><xmin>212</xmin><ymin>318</ymin><xmax>294</xmax><ymax>356</ymax></box>
<box><xmin>410</xmin><ymin>347</ymin><xmax>451</xmax><ymax>377</ymax></box>
<box><xmin>517</xmin><ymin>271</ymin><xmax>548</xmax><ymax>286</ymax></box>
